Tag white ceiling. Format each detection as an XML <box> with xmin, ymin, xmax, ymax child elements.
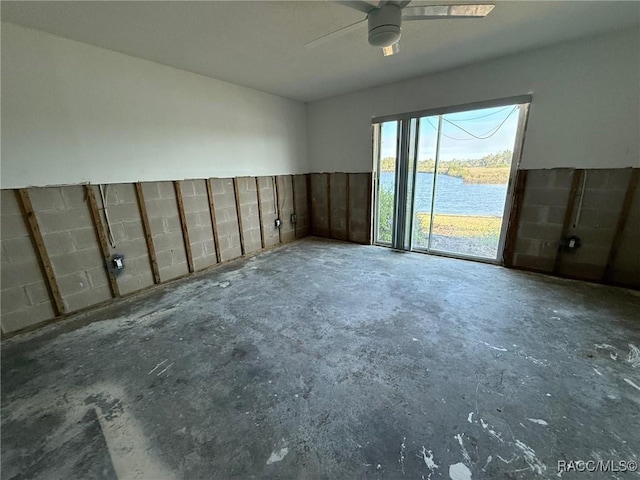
<box><xmin>2</xmin><ymin>1</ymin><xmax>639</xmax><ymax>102</ymax></box>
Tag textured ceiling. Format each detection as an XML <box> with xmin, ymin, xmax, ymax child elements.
<box><xmin>2</xmin><ymin>1</ymin><xmax>639</xmax><ymax>102</ymax></box>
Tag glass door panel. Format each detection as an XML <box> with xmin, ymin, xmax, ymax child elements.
<box><xmin>430</xmin><ymin>106</ymin><xmax>521</xmax><ymax>259</ymax></box>
<box><xmin>375</xmin><ymin>121</ymin><xmax>399</xmax><ymax>244</ymax></box>
<box><xmin>373</xmin><ymin>100</ymin><xmax>528</xmax><ymax>263</ymax></box>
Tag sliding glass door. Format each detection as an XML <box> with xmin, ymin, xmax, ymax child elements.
<box><xmin>374</xmin><ymin>98</ymin><xmax>530</xmax><ymax>262</ymax></box>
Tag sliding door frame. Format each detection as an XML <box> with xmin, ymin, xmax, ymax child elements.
<box><xmin>372</xmin><ymin>94</ymin><xmax>532</xmax><ymax>263</ymax></box>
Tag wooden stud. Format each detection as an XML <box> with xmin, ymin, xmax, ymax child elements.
<box><xmin>206</xmin><ymin>179</ymin><xmax>222</xmax><ymax>264</ymax></box>
<box><xmin>327</xmin><ymin>173</ymin><xmax>332</xmax><ymax>237</ymax></box>
<box><xmin>15</xmin><ymin>189</ymin><xmax>66</xmax><ymax>316</ymax></box>
<box><xmin>553</xmin><ymin>169</ymin><xmax>584</xmax><ymax>274</ymax></box>
<box><xmin>306</xmin><ymin>174</ymin><xmax>313</xmax><ymax>235</ymax></box>
<box><xmin>255</xmin><ymin>177</ymin><xmax>266</xmax><ymax>249</ymax></box>
<box><xmin>603</xmin><ymin>169</ymin><xmax>639</xmax><ymax>283</ymax></box>
<box><xmin>134</xmin><ymin>183</ymin><xmax>161</xmax><ymax>284</ymax></box>
<box><xmin>232</xmin><ymin>177</ymin><xmax>246</xmax><ymax>255</ymax></box>
<box><xmin>291</xmin><ymin>175</ymin><xmax>297</xmax><ymax>239</ymax></box>
<box><xmin>85</xmin><ymin>185</ymin><xmax>120</xmax><ymax>298</ymax></box>
<box><xmin>366</xmin><ymin>172</ymin><xmax>373</xmax><ymax>245</ymax></box>
<box><xmin>174</xmin><ymin>181</ymin><xmax>194</xmax><ymax>273</ymax></box>
<box><xmin>346</xmin><ymin>174</ymin><xmax>351</xmax><ymax>242</ymax></box>
<box><xmin>274</xmin><ymin>176</ymin><xmax>282</xmax><ymax>244</ymax></box>
<box><xmin>502</xmin><ymin>170</ymin><xmax>528</xmax><ymax>267</ymax></box>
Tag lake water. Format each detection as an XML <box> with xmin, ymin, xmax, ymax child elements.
<box><xmin>380</xmin><ymin>172</ymin><xmax>508</xmax><ymax>217</ymax></box>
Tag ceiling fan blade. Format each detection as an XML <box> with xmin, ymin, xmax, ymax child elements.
<box><xmin>339</xmin><ymin>1</ymin><xmax>378</xmax><ymax>14</ymax></box>
<box><xmin>305</xmin><ymin>18</ymin><xmax>368</xmax><ymax>48</ymax></box>
<box><xmin>402</xmin><ymin>4</ymin><xmax>494</xmax><ymax>20</ymax></box>
<box><xmin>382</xmin><ymin>42</ymin><xmax>399</xmax><ymax>56</ymax></box>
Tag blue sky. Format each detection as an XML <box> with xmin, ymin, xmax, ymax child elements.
<box><xmin>380</xmin><ymin>105</ymin><xmax>521</xmax><ymax>162</ymax></box>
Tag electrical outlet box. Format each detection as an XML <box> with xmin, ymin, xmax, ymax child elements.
<box><xmin>110</xmin><ymin>254</ymin><xmax>125</xmax><ymax>273</ymax></box>
<box><xmin>275</xmin><ymin>218</ymin><xmax>282</xmax><ymax>228</ymax></box>
<box><xmin>291</xmin><ymin>214</ymin><xmax>297</xmax><ymax>223</ymax></box>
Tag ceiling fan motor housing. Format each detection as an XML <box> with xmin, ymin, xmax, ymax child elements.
<box><xmin>368</xmin><ymin>4</ymin><xmax>402</xmax><ymax>48</ymax></box>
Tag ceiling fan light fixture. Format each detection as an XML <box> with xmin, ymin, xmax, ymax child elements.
<box><xmin>367</xmin><ymin>3</ymin><xmax>402</xmax><ymax>47</ymax></box>
<box><xmin>368</xmin><ymin>25</ymin><xmax>401</xmax><ymax>47</ymax></box>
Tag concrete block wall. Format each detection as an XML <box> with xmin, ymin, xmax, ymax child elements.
<box><xmin>93</xmin><ymin>184</ymin><xmax>155</xmax><ymax>295</ymax></box>
<box><xmin>309</xmin><ymin>172</ymin><xmax>373</xmax><ymax>244</ymax></box>
<box><xmin>329</xmin><ymin>173</ymin><xmax>348</xmax><ymax>241</ymax></box>
<box><xmin>611</xmin><ymin>178</ymin><xmax>640</xmax><ymax>287</ymax></box>
<box><xmin>348</xmin><ymin>173</ymin><xmax>372</xmax><ymax>244</ymax></box>
<box><xmin>0</xmin><ymin>191</ymin><xmax>55</xmax><ymax>333</ymax></box>
<box><xmin>1</xmin><ymin>175</ymin><xmax>313</xmax><ymax>334</ymax></box>
<box><xmin>210</xmin><ymin>178</ymin><xmax>243</xmax><ymax>262</ymax></box>
<box><xmin>257</xmin><ymin>177</ymin><xmax>281</xmax><ymax>248</ymax></box>
<box><xmin>30</xmin><ymin>186</ymin><xmax>112</xmax><ymax>313</ymax></box>
<box><xmin>310</xmin><ymin>173</ymin><xmax>330</xmax><ymax>237</ymax></box>
<box><xmin>180</xmin><ymin>180</ymin><xmax>218</xmax><ymax>271</ymax></box>
<box><xmin>557</xmin><ymin>169</ymin><xmax>631</xmax><ymax>281</ymax></box>
<box><xmin>512</xmin><ymin>169</ymin><xmax>573</xmax><ymax>272</ymax></box>
<box><xmin>510</xmin><ymin>168</ymin><xmax>639</xmax><ymax>288</ymax></box>
<box><xmin>236</xmin><ymin>177</ymin><xmax>263</xmax><ymax>255</ymax></box>
<box><xmin>293</xmin><ymin>174</ymin><xmax>310</xmax><ymax>237</ymax></box>
<box><xmin>142</xmin><ymin>182</ymin><xmax>189</xmax><ymax>282</ymax></box>
<box><xmin>276</xmin><ymin>175</ymin><xmax>296</xmax><ymax>244</ymax></box>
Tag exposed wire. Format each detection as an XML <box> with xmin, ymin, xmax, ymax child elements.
<box><xmin>99</xmin><ymin>185</ymin><xmax>117</xmax><ymax>248</ymax></box>
<box><xmin>425</xmin><ymin>106</ymin><xmax>518</xmax><ymax>141</ymax></box>
<box><xmin>444</xmin><ymin>105</ymin><xmax>512</xmax><ymax>122</ymax></box>
<box><xmin>573</xmin><ymin>171</ymin><xmax>588</xmax><ymax>228</ymax></box>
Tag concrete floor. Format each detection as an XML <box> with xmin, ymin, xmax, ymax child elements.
<box><xmin>2</xmin><ymin>237</ymin><xmax>640</xmax><ymax>480</ymax></box>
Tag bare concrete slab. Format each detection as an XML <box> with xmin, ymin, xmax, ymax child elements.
<box><xmin>2</xmin><ymin>238</ymin><xmax>639</xmax><ymax>479</ymax></box>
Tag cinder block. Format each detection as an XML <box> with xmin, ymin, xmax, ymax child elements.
<box><xmin>1</xmin><ymin>287</ymin><xmax>30</xmax><ymax>314</ymax></box>
<box><xmin>182</xmin><ymin>195</ymin><xmax>207</xmax><ymax>214</ymax></box>
<box><xmin>581</xmin><ymin>188</ymin><xmax>626</xmax><ymax>211</ymax></box>
<box><xmin>1</xmin><ymin>211</ymin><xmax>30</xmax><ymax>240</ymax></box>
<box><xmin>514</xmin><ymin>237</ymin><xmax>541</xmax><ymax>256</ymax></box>
<box><xmin>117</xmin><ymin>269</ymin><xmax>154</xmax><ymax>296</ymax></box>
<box><xmin>522</xmin><ymin>188</ymin><xmax>570</xmax><ymax>208</ymax></box>
<box><xmin>63</xmin><ymin>285</ymin><xmax>111</xmax><ymax>312</ymax></box>
<box><xmin>2</xmin><ymin>237</ymin><xmax>38</xmax><ymax>263</ymax></box>
<box><xmin>523</xmin><ymin>170</ymin><xmax>550</xmax><ymax>189</ymax></box>
<box><xmin>109</xmin><ymin>202</ymin><xmax>141</xmax><ymax>222</ymax></box>
<box><xmin>513</xmin><ymin>253</ymin><xmax>554</xmax><ymax>272</ymax></box>
<box><xmin>141</xmin><ymin>182</ymin><xmax>161</xmax><ymax>200</ymax></box>
<box><xmin>607</xmin><ymin>168</ymin><xmax>633</xmax><ymax>189</ymax></box>
<box><xmin>36</xmin><ymin>208</ymin><xmax>93</xmax><ymax>233</ymax></box>
<box><xmin>60</xmin><ymin>186</ymin><xmax>87</xmax><ymax>208</ymax></box>
<box><xmin>28</xmin><ymin>187</ymin><xmax>66</xmax><ymax>212</ymax></box>
<box><xmin>123</xmin><ymin>220</ymin><xmax>145</xmax><ymax>241</ymax></box>
<box><xmin>24</xmin><ymin>281</ymin><xmax>51</xmax><ymax>305</ymax></box>
<box><xmin>112</xmin><ymin>184</ymin><xmax>138</xmax><ymax>204</ymax></box>
<box><xmin>193</xmin><ymin>179</ymin><xmax>208</xmax><ymax>197</ymax></box>
<box><xmin>86</xmin><ymin>266</ymin><xmax>109</xmax><ymax>288</ymax></box>
<box><xmin>57</xmin><ymin>271</ymin><xmax>91</xmax><ymax>295</ymax></box>
<box><xmin>1</xmin><ymin>260</ymin><xmax>46</xmax><ymax>287</ymax></box>
<box><xmin>70</xmin><ymin>227</ymin><xmax>99</xmax><ymax>251</ymax></box>
<box><xmin>209</xmin><ymin>178</ymin><xmax>227</xmax><ymax>194</ymax></box>
<box><xmin>179</xmin><ymin>180</ymin><xmax>197</xmax><ymax>197</ymax></box>
<box><xmin>158</xmin><ymin>181</ymin><xmax>176</xmax><ymax>199</ymax></box>
<box><xmin>584</xmin><ymin>170</ymin><xmax>609</xmax><ymax>190</ymax></box>
<box><xmin>518</xmin><ymin>222</ymin><xmax>563</xmax><ymax>242</ymax></box>
<box><xmin>49</xmin><ymin>248</ymin><xmax>103</xmax><ymax>277</ymax></box>
<box><xmin>159</xmin><ymin>262</ymin><xmax>189</xmax><ymax>282</ymax></box>
<box><xmin>1</xmin><ymin>302</ymin><xmax>55</xmax><ymax>333</ymax></box>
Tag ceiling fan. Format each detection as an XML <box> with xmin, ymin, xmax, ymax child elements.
<box><xmin>305</xmin><ymin>1</ymin><xmax>495</xmax><ymax>56</ymax></box>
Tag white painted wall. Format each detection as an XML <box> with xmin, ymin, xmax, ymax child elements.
<box><xmin>1</xmin><ymin>23</ymin><xmax>308</xmax><ymax>188</ymax></box>
<box><xmin>307</xmin><ymin>27</ymin><xmax>640</xmax><ymax>172</ymax></box>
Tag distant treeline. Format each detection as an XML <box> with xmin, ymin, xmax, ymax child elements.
<box><xmin>380</xmin><ymin>150</ymin><xmax>513</xmax><ymax>184</ymax></box>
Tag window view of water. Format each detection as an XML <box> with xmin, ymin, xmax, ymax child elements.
<box><xmin>375</xmin><ymin>104</ymin><xmax>523</xmax><ymax>260</ymax></box>
<box><xmin>381</xmin><ymin>172</ymin><xmax>508</xmax><ymax>216</ymax></box>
